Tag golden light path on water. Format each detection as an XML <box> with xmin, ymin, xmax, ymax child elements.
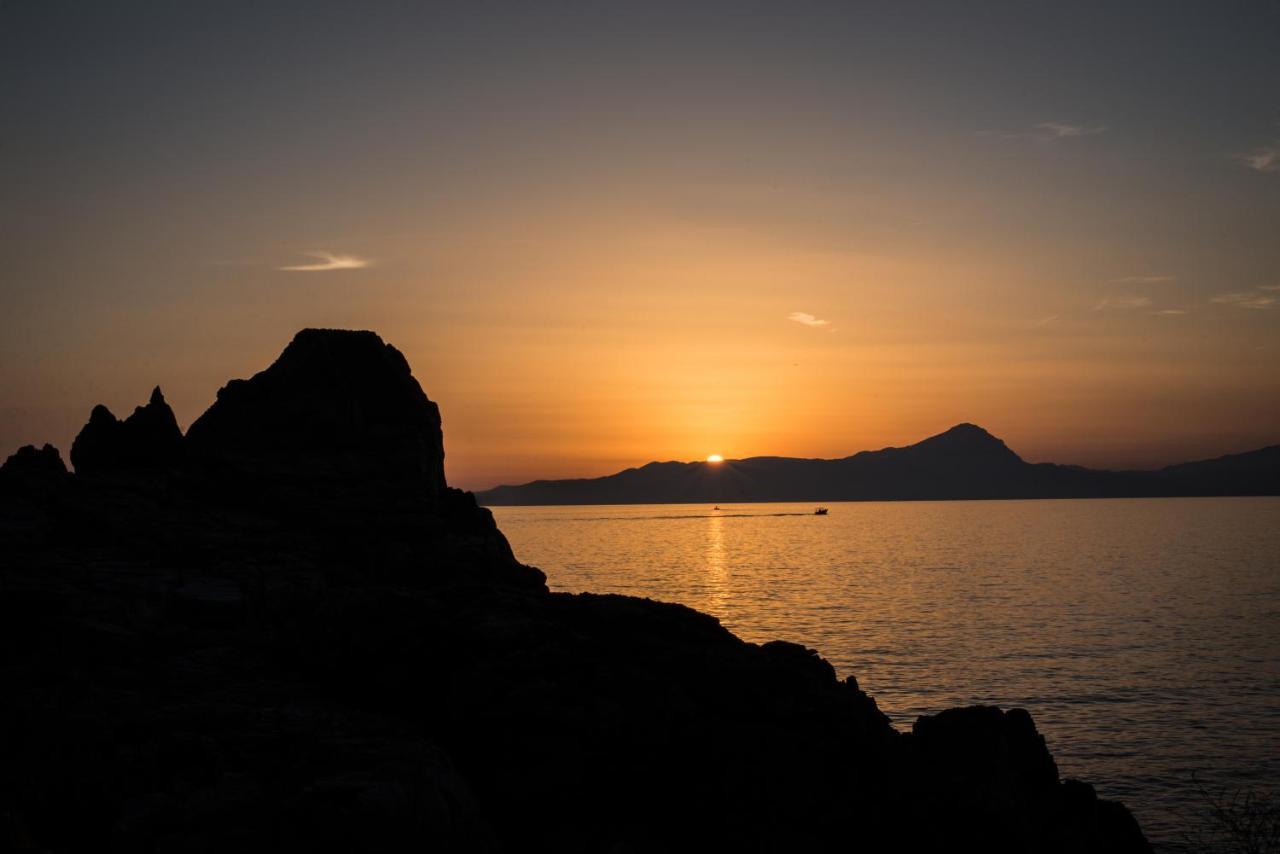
<box><xmin>704</xmin><ymin>512</ymin><xmax>727</xmax><ymax>616</ymax></box>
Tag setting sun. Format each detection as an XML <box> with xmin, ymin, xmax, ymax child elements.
<box><xmin>706</xmin><ymin>454</ymin><xmax>724</xmax><ymax>463</ymax></box>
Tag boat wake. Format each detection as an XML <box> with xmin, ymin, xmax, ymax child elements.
<box><xmin>566</xmin><ymin>511</ymin><xmax>822</xmax><ymax>522</ymax></box>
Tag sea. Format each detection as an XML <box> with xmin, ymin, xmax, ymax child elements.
<box><xmin>490</xmin><ymin>497</ymin><xmax>1280</xmax><ymax>851</ymax></box>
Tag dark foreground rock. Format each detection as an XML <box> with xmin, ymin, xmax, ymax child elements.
<box><xmin>0</xmin><ymin>442</ymin><xmax>66</xmax><ymax>484</ymax></box>
<box><xmin>0</xmin><ymin>330</ymin><xmax>1151</xmax><ymax>853</ymax></box>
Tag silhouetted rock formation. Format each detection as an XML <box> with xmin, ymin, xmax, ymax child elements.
<box><xmin>1</xmin><ymin>442</ymin><xmax>67</xmax><ymax>482</ymax></box>
<box><xmin>477</xmin><ymin>423</ymin><xmax>1280</xmax><ymax>505</ymax></box>
<box><xmin>901</xmin><ymin>707</ymin><xmax>1147</xmax><ymax>851</ymax></box>
<box><xmin>0</xmin><ymin>329</ymin><xmax>1151</xmax><ymax>852</ymax></box>
<box><xmin>69</xmin><ymin>386</ymin><xmax>183</xmax><ymax>475</ymax></box>
<box><xmin>186</xmin><ymin>329</ymin><xmax>447</xmax><ymax>499</ymax></box>
<box><xmin>181</xmin><ymin>330</ymin><xmax>536</xmax><ymax>587</ymax></box>
<box><xmin>53</xmin><ymin>330</ymin><xmax>541</xmax><ymax>591</ymax></box>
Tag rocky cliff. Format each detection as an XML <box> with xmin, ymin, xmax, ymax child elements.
<box><xmin>0</xmin><ymin>329</ymin><xmax>1150</xmax><ymax>852</ymax></box>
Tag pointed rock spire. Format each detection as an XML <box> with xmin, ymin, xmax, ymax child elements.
<box><xmin>70</xmin><ymin>388</ymin><xmax>183</xmax><ymax>475</ymax></box>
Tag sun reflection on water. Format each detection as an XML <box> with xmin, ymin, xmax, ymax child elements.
<box><xmin>703</xmin><ymin>511</ymin><xmax>728</xmax><ymax>614</ymax></box>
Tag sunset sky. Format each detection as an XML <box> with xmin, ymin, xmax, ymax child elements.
<box><xmin>2</xmin><ymin>2</ymin><xmax>1278</xmax><ymax>490</ymax></box>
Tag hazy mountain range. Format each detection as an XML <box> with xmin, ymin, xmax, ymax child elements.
<box><xmin>477</xmin><ymin>424</ymin><xmax>1280</xmax><ymax>505</ymax></box>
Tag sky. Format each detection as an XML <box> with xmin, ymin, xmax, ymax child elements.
<box><xmin>2</xmin><ymin>1</ymin><xmax>1278</xmax><ymax>490</ymax></box>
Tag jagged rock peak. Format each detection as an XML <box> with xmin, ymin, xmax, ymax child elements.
<box><xmin>185</xmin><ymin>328</ymin><xmax>447</xmax><ymax>495</ymax></box>
<box><xmin>179</xmin><ymin>329</ymin><xmax>541</xmax><ymax>588</ymax></box>
<box><xmin>127</xmin><ymin>385</ymin><xmax>182</xmax><ymax>439</ymax></box>
<box><xmin>69</xmin><ymin>387</ymin><xmax>183</xmax><ymax>475</ymax></box>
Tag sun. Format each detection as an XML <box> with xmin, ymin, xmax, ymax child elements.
<box><xmin>706</xmin><ymin>454</ymin><xmax>724</xmax><ymax>463</ymax></box>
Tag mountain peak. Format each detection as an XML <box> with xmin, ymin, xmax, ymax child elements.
<box><xmin>912</xmin><ymin>423</ymin><xmax>1021</xmax><ymax>462</ymax></box>
<box><xmin>941</xmin><ymin>422</ymin><xmax>992</xmax><ymax>437</ymax></box>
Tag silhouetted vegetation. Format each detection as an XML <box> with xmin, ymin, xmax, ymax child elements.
<box><xmin>1185</xmin><ymin>776</ymin><xmax>1280</xmax><ymax>854</ymax></box>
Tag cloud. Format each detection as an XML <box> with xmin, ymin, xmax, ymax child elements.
<box><xmin>1154</xmin><ymin>309</ymin><xmax>1188</xmax><ymax>316</ymax></box>
<box><xmin>1258</xmin><ymin>285</ymin><xmax>1280</xmax><ymax>292</ymax></box>
<box><xmin>1037</xmin><ymin>122</ymin><xmax>1107</xmax><ymax>138</ymax></box>
<box><xmin>1239</xmin><ymin>144</ymin><xmax>1280</xmax><ymax>173</ymax></box>
<box><xmin>979</xmin><ymin>122</ymin><xmax>1108</xmax><ymax>141</ymax></box>
<box><xmin>277</xmin><ymin>251</ymin><xmax>372</xmax><ymax>272</ymax></box>
<box><xmin>1111</xmin><ymin>275</ymin><xmax>1175</xmax><ymax>285</ymax></box>
<box><xmin>787</xmin><ymin>311</ymin><xmax>830</xmax><ymax>328</ymax></box>
<box><xmin>1030</xmin><ymin>314</ymin><xmax>1058</xmax><ymax>328</ymax></box>
<box><xmin>1210</xmin><ymin>292</ymin><xmax>1276</xmax><ymax>310</ymax></box>
<box><xmin>1094</xmin><ymin>295</ymin><xmax>1152</xmax><ymax>311</ymax></box>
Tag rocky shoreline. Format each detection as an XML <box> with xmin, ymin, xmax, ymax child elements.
<box><xmin>0</xmin><ymin>329</ymin><xmax>1151</xmax><ymax>852</ymax></box>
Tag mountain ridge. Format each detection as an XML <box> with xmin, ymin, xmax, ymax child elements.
<box><xmin>477</xmin><ymin>424</ymin><xmax>1280</xmax><ymax>505</ymax></box>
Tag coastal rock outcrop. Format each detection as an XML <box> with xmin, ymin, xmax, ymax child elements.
<box><xmin>50</xmin><ymin>330</ymin><xmax>542</xmax><ymax>591</ymax></box>
<box><xmin>0</xmin><ymin>329</ymin><xmax>1151</xmax><ymax>853</ymax></box>
<box><xmin>898</xmin><ymin>706</ymin><xmax>1148</xmax><ymax>851</ymax></box>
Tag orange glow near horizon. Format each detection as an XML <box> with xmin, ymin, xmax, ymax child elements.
<box><xmin>3</xmin><ymin>211</ymin><xmax>1278</xmax><ymax>493</ymax></box>
<box><xmin>706</xmin><ymin>454</ymin><xmax>724</xmax><ymax>463</ymax></box>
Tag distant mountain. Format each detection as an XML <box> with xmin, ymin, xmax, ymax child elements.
<box><xmin>476</xmin><ymin>424</ymin><xmax>1280</xmax><ymax>505</ymax></box>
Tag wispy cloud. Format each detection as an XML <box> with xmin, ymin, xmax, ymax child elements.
<box><xmin>277</xmin><ymin>251</ymin><xmax>372</xmax><ymax>272</ymax></box>
<box><xmin>1037</xmin><ymin>122</ymin><xmax>1107</xmax><ymax>138</ymax></box>
<box><xmin>1030</xmin><ymin>314</ymin><xmax>1059</xmax><ymax>328</ymax></box>
<box><xmin>1258</xmin><ymin>285</ymin><xmax>1280</xmax><ymax>292</ymax></box>
<box><xmin>979</xmin><ymin>121</ymin><xmax>1108</xmax><ymax>141</ymax></box>
<box><xmin>1210</xmin><ymin>291</ymin><xmax>1276</xmax><ymax>310</ymax></box>
<box><xmin>1094</xmin><ymin>295</ymin><xmax>1152</xmax><ymax>311</ymax></box>
<box><xmin>1112</xmin><ymin>274</ymin><xmax>1175</xmax><ymax>285</ymax></box>
<box><xmin>1239</xmin><ymin>144</ymin><xmax>1280</xmax><ymax>173</ymax></box>
<box><xmin>787</xmin><ymin>311</ymin><xmax>830</xmax><ymax>328</ymax></box>
<box><xmin>1154</xmin><ymin>309</ymin><xmax>1188</xmax><ymax>316</ymax></box>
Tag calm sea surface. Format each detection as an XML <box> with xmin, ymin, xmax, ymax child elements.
<box><xmin>491</xmin><ymin>497</ymin><xmax>1280</xmax><ymax>850</ymax></box>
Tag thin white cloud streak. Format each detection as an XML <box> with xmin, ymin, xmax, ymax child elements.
<box><xmin>787</xmin><ymin>311</ymin><xmax>830</xmax><ymax>327</ymax></box>
<box><xmin>1112</xmin><ymin>275</ymin><xmax>1175</xmax><ymax>284</ymax></box>
<box><xmin>277</xmin><ymin>251</ymin><xmax>372</xmax><ymax>272</ymax></box>
<box><xmin>1154</xmin><ymin>309</ymin><xmax>1188</xmax><ymax>316</ymax></box>
<box><xmin>1239</xmin><ymin>145</ymin><xmax>1280</xmax><ymax>173</ymax></box>
<box><xmin>1258</xmin><ymin>285</ymin><xmax>1280</xmax><ymax>292</ymax></box>
<box><xmin>978</xmin><ymin>122</ymin><xmax>1108</xmax><ymax>141</ymax></box>
<box><xmin>1210</xmin><ymin>292</ymin><xmax>1276</xmax><ymax>310</ymax></box>
<box><xmin>1094</xmin><ymin>295</ymin><xmax>1152</xmax><ymax>311</ymax></box>
<box><xmin>1037</xmin><ymin>122</ymin><xmax>1107</xmax><ymax>138</ymax></box>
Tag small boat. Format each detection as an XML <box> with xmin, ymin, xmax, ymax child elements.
<box><xmin>814</xmin><ymin>507</ymin><xmax>828</xmax><ymax>515</ymax></box>
<box><xmin>713</xmin><ymin>506</ymin><xmax>721</xmax><ymax>511</ymax></box>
